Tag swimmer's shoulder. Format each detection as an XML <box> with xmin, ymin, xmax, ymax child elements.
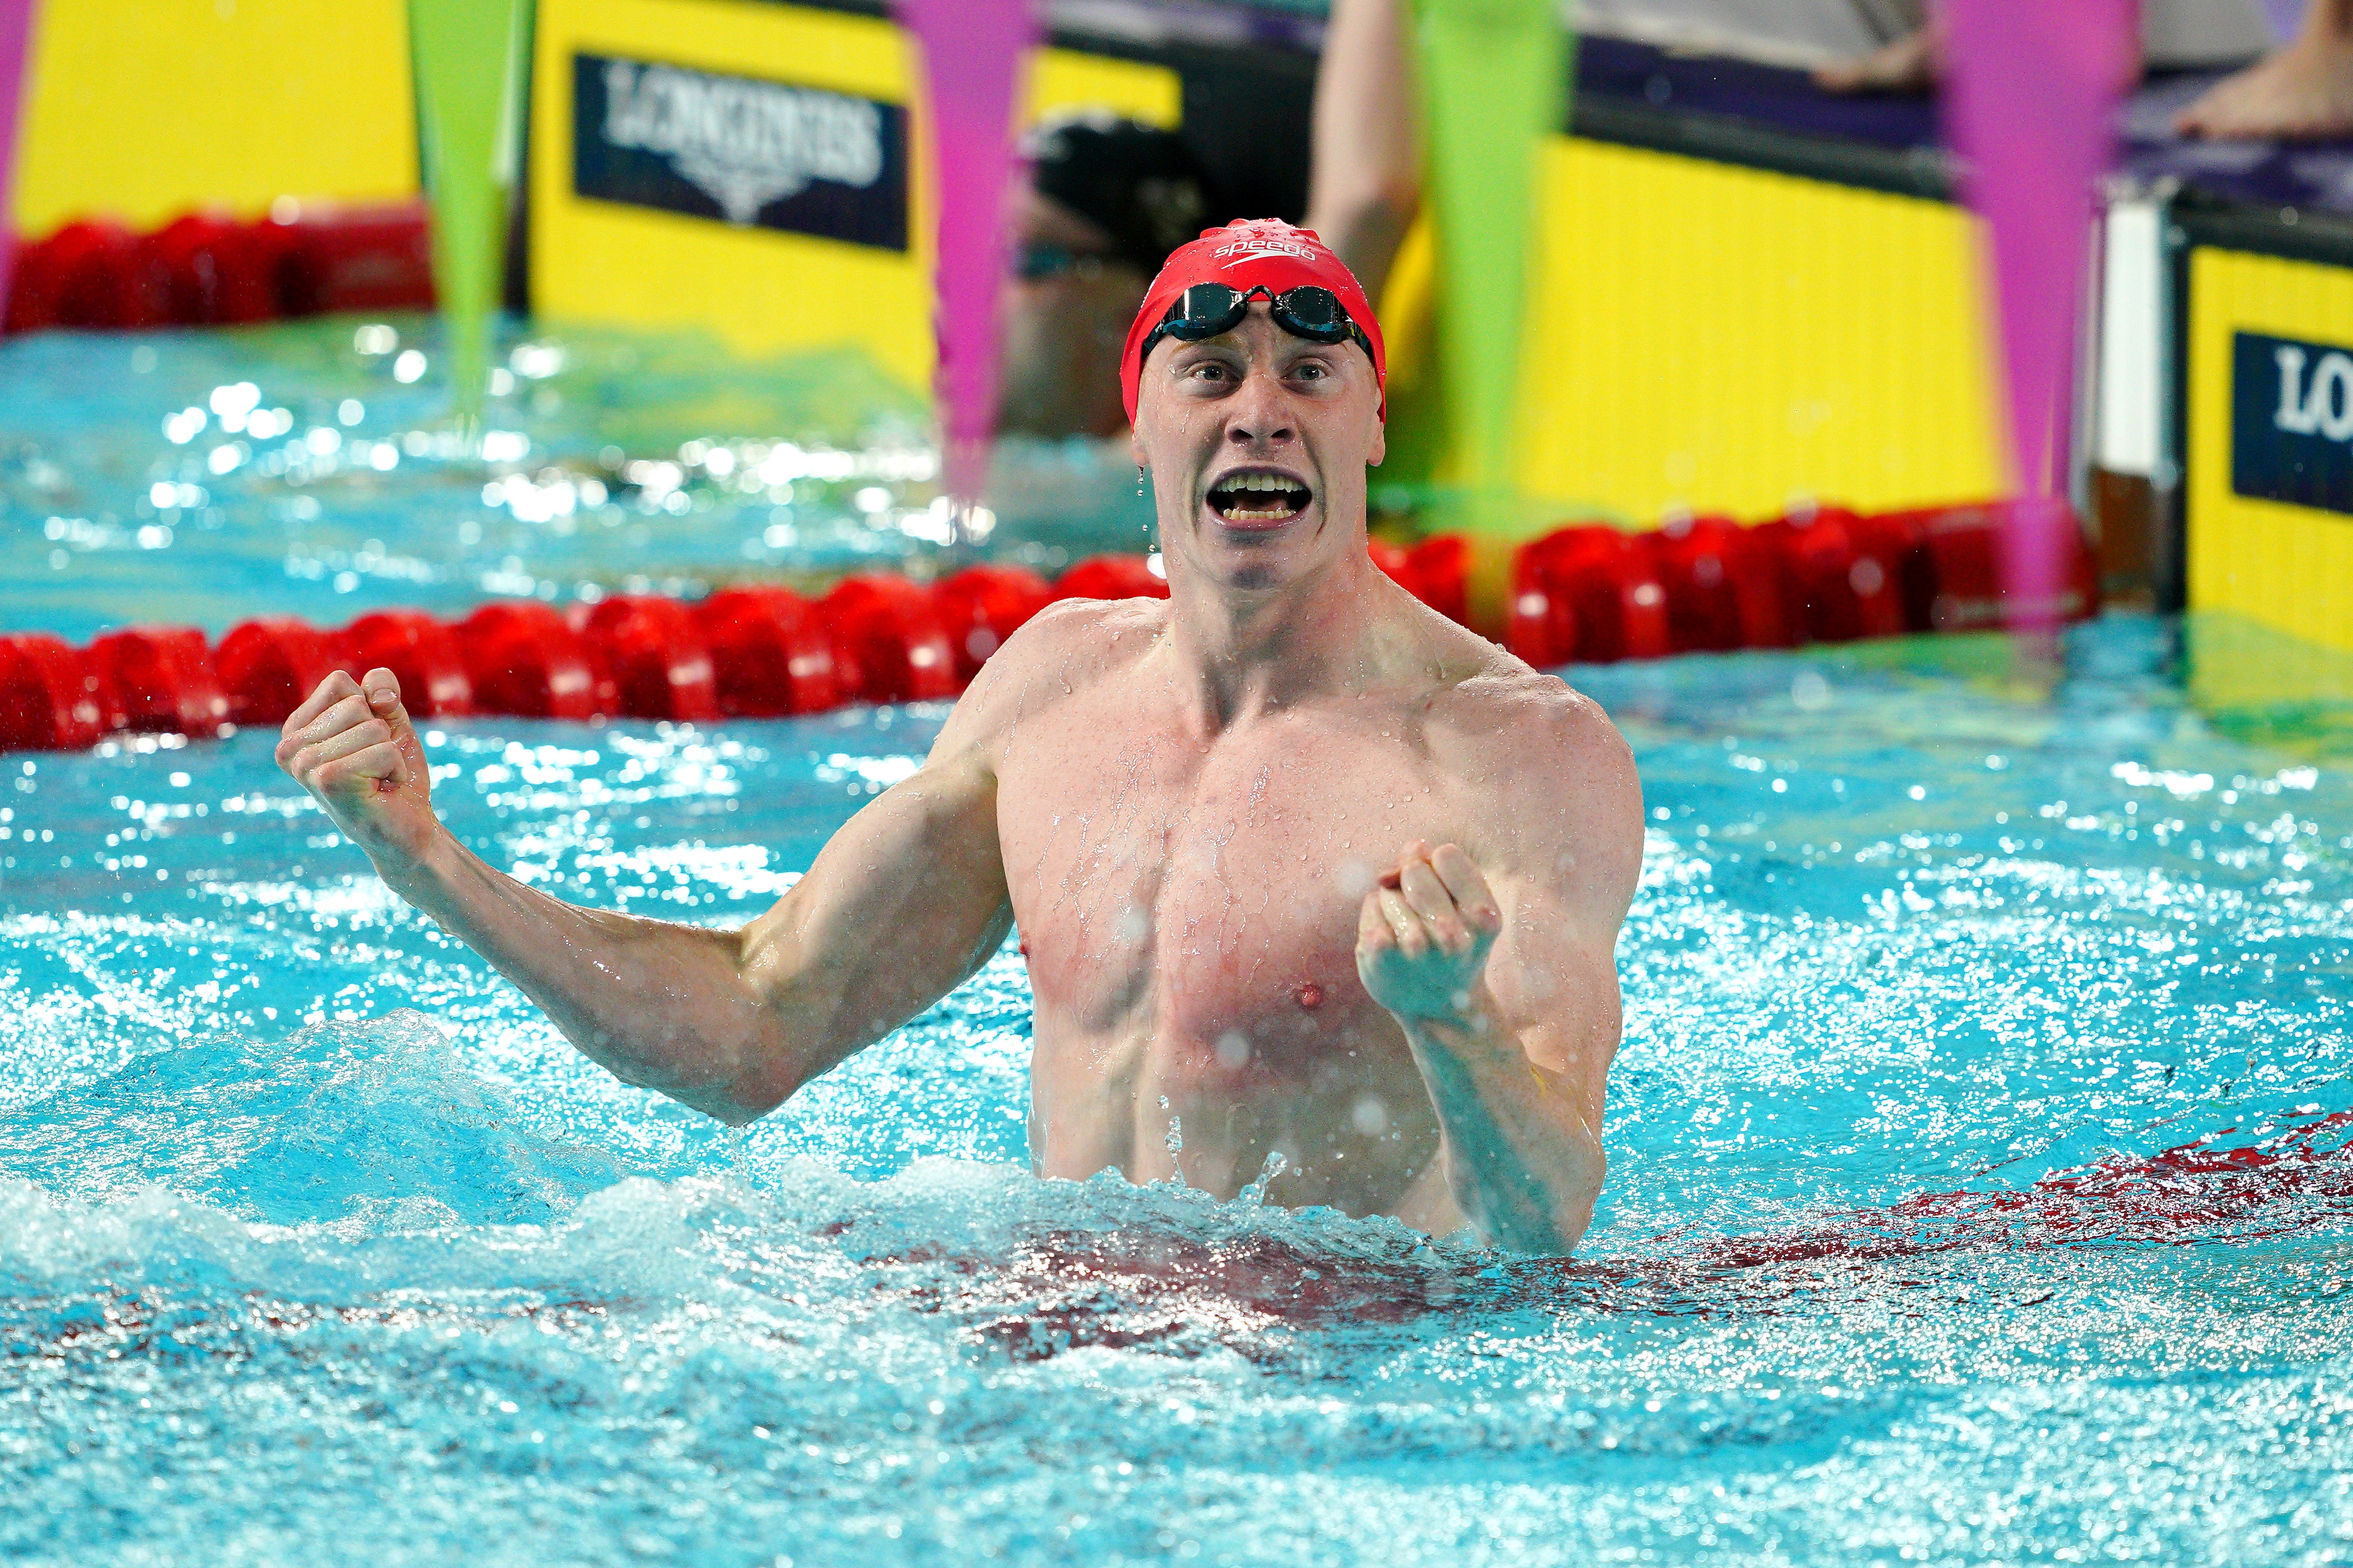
<box><xmin>930</xmin><ymin>594</ymin><xmax>1166</xmax><ymax>752</ymax></box>
<box><xmin>1407</xmin><ymin>612</ymin><xmax>1619</xmax><ymax>758</ymax></box>
<box><xmin>986</xmin><ymin>593</ymin><xmax>1166</xmax><ymax>687</ymax></box>
<box><xmin>1416</xmin><ymin>628</ymin><xmax>1643</xmax><ymax>887</ymax></box>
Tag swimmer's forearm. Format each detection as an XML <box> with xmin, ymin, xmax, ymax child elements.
<box><xmin>380</xmin><ymin>828</ymin><xmax>792</xmax><ymax>1122</ymax></box>
<box><xmin>372</xmin><ymin>762</ymin><xmax>1009</xmax><ymax>1122</ymax></box>
<box><xmin>1397</xmin><ymin>990</ymin><xmax>1604</xmax><ymax>1256</ymax></box>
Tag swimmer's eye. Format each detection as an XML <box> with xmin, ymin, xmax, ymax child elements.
<box><xmin>1186</xmin><ymin>362</ymin><xmax>1234</xmax><ymax>383</ymax></box>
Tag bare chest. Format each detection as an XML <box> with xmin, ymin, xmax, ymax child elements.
<box><xmin>997</xmin><ymin>698</ymin><xmax>1445</xmax><ymax>1058</ymax></box>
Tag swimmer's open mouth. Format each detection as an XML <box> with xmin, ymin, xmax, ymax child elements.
<box><xmin>1206</xmin><ymin>468</ymin><xmax>1313</xmax><ymax>525</ymax></box>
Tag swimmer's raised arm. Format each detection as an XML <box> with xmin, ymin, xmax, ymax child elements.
<box><xmin>275</xmin><ymin>661</ymin><xmax>1017</xmax><ymax>1124</ymax></box>
<box><xmin>1356</xmin><ymin>679</ymin><xmax>1642</xmax><ymax>1254</ymax></box>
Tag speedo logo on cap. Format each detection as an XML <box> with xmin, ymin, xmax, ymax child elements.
<box><xmin>1213</xmin><ymin>235</ymin><xmax>1317</xmax><ymax>264</ymax></box>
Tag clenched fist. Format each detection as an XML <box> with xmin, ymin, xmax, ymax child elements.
<box><xmin>274</xmin><ymin>668</ymin><xmax>443</xmax><ymax>870</ymax></box>
<box><xmin>1354</xmin><ymin>839</ymin><xmax>1502</xmax><ymax>1022</ymax></box>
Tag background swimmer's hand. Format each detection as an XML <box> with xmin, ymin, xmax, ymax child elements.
<box><xmin>275</xmin><ymin>669</ymin><xmax>442</xmax><ymax>872</ymax></box>
<box><xmin>1355</xmin><ymin>839</ymin><xmax>1501</xmax><ymax>1022</ymax></box>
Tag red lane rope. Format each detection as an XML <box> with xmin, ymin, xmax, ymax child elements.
<box><xmin>0</xmin><ymin>500</ymin><xmax>2096</xmax><ymax>752</ymax></box>
<box><xmin>4</xmin><ymin>203</ymin><xmax>436</xmax><ymax>334</ymax></box>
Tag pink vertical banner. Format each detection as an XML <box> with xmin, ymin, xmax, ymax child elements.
<box><xmin>0</xmin><ymin>0</ymin><xmax>38</xmax><ymax>316</ymax></box>
<box><xmin>1939</xmin><ymin>0</ymin><xmax>2135</xmax><ymax>645</ymax></box>
<box><xmin>895</xmin><ymin>0</ymin><xmax>1038</xmax><ymax>515</ymax></box>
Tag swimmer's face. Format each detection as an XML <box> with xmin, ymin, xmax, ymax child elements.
<box><xmin>999</xmin><ymin>189</ymin><xmax>1142</xmax><ymax>440</ymax></box>
<box><xmin>1130</xmin><ymin>300</ymin><xmax>1385</xmax><ymax>593</ymax></box>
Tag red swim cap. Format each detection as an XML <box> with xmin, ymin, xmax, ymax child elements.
<box><xmin>1119</xmin><ymin>218</ymin><xmax>1386</xmax><ymax>425</ymax></box>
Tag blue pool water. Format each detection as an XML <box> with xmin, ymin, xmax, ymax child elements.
<box><xmin>4</xmin><ymin>324</ymin><xmax>2352</xmax><ymax>1566</ymax></box>
<box><xmin>1</xmin><ymin>316</ymin><xmax>1154</xmax><ymax>644</ymax></box>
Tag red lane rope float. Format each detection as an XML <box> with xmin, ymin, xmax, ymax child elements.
<box><xmin>821</xmin><ymin>575</ymin><xmax>959</xmax><ymax>705</ymax></box>
<box><xmin>1387</xmin><ymin>535</ymin><xmax>1471</xmax><ymax>625</ymax></box>
<box><xmin>4</xmin><ymin>219</ymin><xmax>169</xmax><ymax>333</ymax></box>
<box><xmin>458</xmin><ymin>602</ymin><xmax>611</xmax><ymax>720</ymax></box>
<box><xmin>1781</xmin><ymin>507</ymin><xmax>1913</xmax><ymax>643</ymax></box>
<box><xmin>1653</xmin><ymin>516</ymin><xmax>1784</xmax><ymax>653</ymax></box>
<box><xmin>933</xmin><ymin>565</ymin><xmax>1054</xmax><ymax>685</ymax></box>
<box><xmin>574</xmin><ymin>596</ymin><xmax>718</xmax><ymax>722</ymax></box>
<box><xmin>1509</xmin><ymin>524</ymin><xmax>1673</xmax><ymax>666</ymax></box>
<box><xmin>694</xmin><ymin>586</ymin><xmax>842</xmax><ymax>716</ymax></box>
<box><xmin>1054</xmin><ymin>554</ymin><xmax>1169</xmax><ymax>601</ymax></box>
<box><xmin>342</xmin><ymin>611</ymin><xmax>475</xmax><ymax>718</ymax></box>
<box><xmin>0</xmin><ymin>633</ymin><xmax>110</xmax><ymax>751</ymax></box>
<box><xmin>0</xmin><ymin>512</ymin><xmax>2102</xmax><ymax>752</ymax></box>
<box><xmin>274</xmin><ymin>202</ymin><xmax>437</xmax><ymax>318</ymax></box>
<box><xmin>213</xmin><ymin>616</ymin><xmax>345</xmax><ymax>727</ymax></box>
<box><xmin>85</xmin><ymin>627</ymin><xmax>229</xmax><ymax>737</ymax></box>
<box><xmin>3</xmin><ymin>202</ymin><xmax>435</xmax><ymax>336</ymax></box>
<box><xmin>1887</xmin><ymin>501</ymin><xmax>2101</xmax><ymax>632</ymax></box>
<box><xmin>146</xmin><ymin>212</ymin><xmax>290</xmax><ymax>328</ymax></box>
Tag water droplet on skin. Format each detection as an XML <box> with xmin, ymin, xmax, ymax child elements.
<box><xmin>1216</xmin><ymin>1031</ymin><xmax>1250</xmax><ymax>1068</ymax></box>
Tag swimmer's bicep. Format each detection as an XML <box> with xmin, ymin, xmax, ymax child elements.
<box><xmin>739</xmin><ymin>754</ymin><xmax>1009</xmax><ymax>1073</ymax></box>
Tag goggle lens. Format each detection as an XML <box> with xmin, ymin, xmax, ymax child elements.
<box><xmin>1276</xmin><ymin>288</ymin><xmax>1346</xmax><ymax>336</ymax></box>
<box><xmin>1146</xmin><ymin>284</ymin><xmax>1366</xmax><ymax>359</ymax></box>
<box><xmin>1175</xmin><ymin>283</ymin><xmax>1244</xmax><ymax>332</ymax></box>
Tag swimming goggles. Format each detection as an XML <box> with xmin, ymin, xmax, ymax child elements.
<box><xmin>1139</xmin><ymin>283</ymin><xmax>1374</xmax><ymax>364</ymax></box>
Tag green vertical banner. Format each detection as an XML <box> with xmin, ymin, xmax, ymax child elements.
<box><xmin>1410</xmin><ymin>0</ymin><xmax>1565</xmax><ymax>629</ymax></box>
<box><xmin>410</xmin><ymin>0</ymin><xmax>528</xmax><ymax>429</ymax></box>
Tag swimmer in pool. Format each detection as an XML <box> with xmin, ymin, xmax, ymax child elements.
<box><xmin>274</xmin><ymin>219</ymin><xmax>1643</xmax><ymax>1255</ymax></box>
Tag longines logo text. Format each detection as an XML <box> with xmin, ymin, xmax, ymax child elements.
<box><xmin>2269</xmin><ymin>342</ymin><xmax>2353</xmax><ymax>440</ymax></box>
<box><xmin>2232</xmin><ymin>330</ymin><xmax>2353</xmax><ymax>516</ymax></box>
<box><xmin>573</xmin><ymin>53</ymin><xmax>908</xmax><ymax>250</ymax></box>
<box><xmin>602</xmin><ymin>60</ymin><xmax>883</xmax><ymax>222</ymax></box>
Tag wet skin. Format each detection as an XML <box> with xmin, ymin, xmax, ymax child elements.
<box><xmin>276</xmin><ymin>303</ymin><xmax>1644</xmax><ymax>1253</ymax></box>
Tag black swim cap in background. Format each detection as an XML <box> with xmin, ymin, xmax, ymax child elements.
<box><xmin>1026</xmin><ymin>113</ymin><xmax>1217</xmax><ymax>275</ymax></box>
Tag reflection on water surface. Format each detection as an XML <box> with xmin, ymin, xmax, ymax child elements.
<box><xmin>3</xmin><ymin>323</ymin><xmax>2350</xmax><ymax>1565</ymax></box>
<box><xmin>3</xmin><ymin>615</ymin><xmax>2348</xmax><ymax>1565</ymax></box>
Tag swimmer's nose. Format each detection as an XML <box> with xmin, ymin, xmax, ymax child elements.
<box><xmin>1225</xmin><ymin>373</ymin><xmax>1296</xmax><ymax>450</ymax></box>
<box><xmin>1223</xmin><ymin>409</ymin><xmax>1298</xmax><ymax>451</ymax></box>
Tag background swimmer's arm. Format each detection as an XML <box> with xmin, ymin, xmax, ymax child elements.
<box><xmin>278</xmin><ymin>667</ymin><xmax>1011</xmax><ymax>1126</ymax></box>
<box><xmin>1305</xmin><ymin>0</ymin><xmax>1419</xmax><ymax>303</ymax></box>
<box><xmin>1357</xmin><ymin>687</ymin><xmax>1642</xmax><ymax>1255</ymax></box>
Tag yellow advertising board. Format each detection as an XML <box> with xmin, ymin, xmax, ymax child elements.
<box><xmin>2183</xmin><ymin>244</ymin><xmax>2353</xmax><ymax>658</ymax></box>
<box><xmin>1380</xmin><ymin>135</ymin><xmax>2004</xmax><ymax>523</ymax></box>
<box><xmin>530</xmin><ymin>0</ymin><xmax>1180</xmax><ymax>389</ymax></box>
<box><xmin>13</xmin><ymin>0</ymin><xmax>418</xmax><ymax>231</ymax></box>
